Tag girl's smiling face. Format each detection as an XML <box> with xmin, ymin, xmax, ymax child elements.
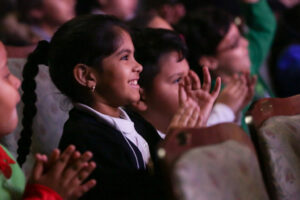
<box><xmin>94</xmin><ymin>30</ymin><xmax>142</xmax><ymax>108</ymax></box>
<box><xmin>0</xmin><ymin>42</ymin><xmax>21</xmax><ymax>136</ymax></box>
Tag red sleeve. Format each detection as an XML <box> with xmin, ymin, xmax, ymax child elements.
<box><xmin>23</xmin><ymin>184</ymin><xmax>63</xmax><ymax>200</ymax></box>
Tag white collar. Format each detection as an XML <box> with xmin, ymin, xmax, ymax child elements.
<box><xmin>157</xmin><ymin>130</ymin><xmax>166</xmax><ymax>139</ymax></box>
<box><xmin>74</xmin><ymin>103</ymin><xmax>135</xmax><ymax>134</ymax></box>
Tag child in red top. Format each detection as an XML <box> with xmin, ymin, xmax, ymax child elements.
<box><xmin>0</xmin><ymin>41</ymin><xmax>96</xmax><ymax>200</ymax></box>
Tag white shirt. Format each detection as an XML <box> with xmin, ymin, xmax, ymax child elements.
<box><xmin>74</xmin><ymin>103</ymin><xmax>151</xmax><ymax>164</ymax></box>
<box><xmin>207</xmin><ymin>103</ymin><xmax>235</xmax><ymax>126</ymax></box>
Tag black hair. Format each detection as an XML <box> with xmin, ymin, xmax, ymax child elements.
<box><xmin>76</xmin><ymin>0</ymin><xmax>101</xmax><ymax>15</ymax></box>
<box><xmin>132</xmin><ymin>28</ymin><xmax>187</xmax><ymax>91</ymax></box>
<box><xmin>17</xmin><ymin>14</ymin><xmax>129</xmax><ymax>166</ymax></box>
<box><xmin>175</xmin><ymin>7</ymin><xmax>233</xmax><ymax>71</ymax></box>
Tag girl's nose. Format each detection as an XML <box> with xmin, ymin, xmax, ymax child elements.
<box><xmin>133</xmin><ymin>59</ymin><xmax>143</xmax><ymax>73</ymax></box>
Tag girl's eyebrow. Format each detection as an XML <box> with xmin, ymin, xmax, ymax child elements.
<box><xmin>116</xmin><ymin>49</ymin><xmax>131</xmax><ymax>56</ymax></box>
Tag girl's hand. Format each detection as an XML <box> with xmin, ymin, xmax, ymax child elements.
<box><xmin>29</xmin><ymin>145</ymin><xmax>96</xmax><ymax>200</ymax></box>
<box><xmin>184</xmin><ymin>67</ymin><xmax>221</xmax><ymax>126</ymax></box>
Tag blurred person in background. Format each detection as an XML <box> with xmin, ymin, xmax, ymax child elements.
<box><xmin>144</xmin><ymin>0</ymin><xmax>186</xmax><ymax>26</ymax></box>
<box><xmin>17</xmin><ymin>0</ymin><xmax>75</xmax><ymax>43</ymax></box>
<box><xmin>75</xmin><ymin>0</ymin><xmax>139</xmax><ymax>21</ymax></box>
<box><xmin>269</xmin><ymin>3</ymin><xmax>300</xmax><ymax>97</ymax></box>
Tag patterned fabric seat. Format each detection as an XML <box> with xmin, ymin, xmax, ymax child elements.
<box><xmin>257</xmin><ymin>115</ymin><xmax>300</xmax><ymax>200</ymax></box>
<box><xmin>158</xmin><ymin>123</ymin><xmax>269</xmax><ymax>200</ymax></box>
<box><xmin>173</xmin><ymin>141</ymin><xmax>269</xmax><ymax>200</ymax></box>
<box><xmin>246</xmin><ymin>95</ymin><xmax>300</xmax><ymax>199</ymax></box>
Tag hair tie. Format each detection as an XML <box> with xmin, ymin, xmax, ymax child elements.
<box><xmin>30</xmin><ymin>40</ymin><xmax>50</xmax><ymax>66</ymax></box>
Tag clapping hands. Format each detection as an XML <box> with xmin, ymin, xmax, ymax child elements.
<box><xmin>28</xmin><ymin>145</ymin><xmax>96</xmax><ymax>200</ymax></box>
<box><xmin>168</xmin><ymin>67</ymin><xmax>221</xmax><ymax>132</ymax></box>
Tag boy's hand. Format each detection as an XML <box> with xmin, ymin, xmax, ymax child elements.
<box><xmin>167</xmin><ymin>86</ymin><xmax>202</xmax><ymax>133</ymax></box>
<box><xmin>29</xmin><ymin>145</ymin><xmax>96</xmax><ymax>200</ymax></box>
<box><xmin>184</xmin><ymin>67</ymin><xmax>221</xmax><ymax>126</ymax></box>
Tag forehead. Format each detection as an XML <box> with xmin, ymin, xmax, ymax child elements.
<box><xmin>158</xmin><ymin>51</ymin><xmax>189</xmax><ymax>75</ymax></box>
<box><xmin>217</xmin><ymin>24</ymin><xmax>240</xmax><ymax>49</ymax></box>
<box><xmin>115</xmin><ymin>29</ymin><xmax>134</xmax><ymax>50</ymax></box>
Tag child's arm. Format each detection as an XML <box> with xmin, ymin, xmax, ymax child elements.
<box><xmin>23</xmin><ymin>145</ymin><xmax>96</xmax><ymax>200</ymax></box>
<box><xmin>241</xmin><ymin>0</ymin><xmax>276</xmax><ymax>74</ymax></box>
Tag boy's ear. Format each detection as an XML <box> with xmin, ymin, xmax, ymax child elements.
<box><xmin>131</xmin><ymin>88</ymin><xmax>148</xmax><ymax>112</ymax></box>
<box><xmin>198</xmin><ymin>56</ymin><xmax>218</xmax><ymax>70</ymax></box>
<box><xmin>73</xmin><ymin>64</ymin><xmax>97</xmax><ymax>89</ymax></box>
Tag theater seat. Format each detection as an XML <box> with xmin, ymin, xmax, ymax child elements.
<box><xmin>246</xmin><ymin>95</ymin><xmax>300</xmax><ymax>200</ymax></box>
<box><xmin>158</xmin><ymin>123</ymin><xmax>269</xmax><ymax>200</ymax></box>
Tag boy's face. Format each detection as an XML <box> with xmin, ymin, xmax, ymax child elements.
<box><xmin>0</xmin><ymin>42</ymin><xmax>21</xmax><ymax>136</ymax></box>
<box><xmin>144</xmin><ymin>51</ymin><xmax>189</xmax><ymax>127</ymax></box>
<box><xmin>42</xmin><ymin>0</ymin><xmax>75</xmax><ymax>26</ymax></box>
<box><xmin>216</xmin><ymin>23</ymin><xmax>251</xmax><ymax>74</ymax></box>
<box><xmin>103</xmin><ymin>0</ymin><xmax>138</xmax><ymax>20</ymax></box>
<box><xmin>95</xmin><ymin>30</ymin><xmax>143</xmax><ymax>107</ymax></box>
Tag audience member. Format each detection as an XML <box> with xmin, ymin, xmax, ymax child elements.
<box><xmin>176</xmin><ymin>0</ymin><xmax>276</xmax><ymax>131</ymax></box>
<box><xmin>76</xmin><ymin>0</ymin><xmax>139</xmax><ymax>21</ymax></box>
<box><xmin>131</xmin><ymin>28</ymin><xmax>224</xmax><ymax>136</ymax></box>
<box><xmin>0</xmin><ymin>41</ymin><xmax>96</xmax><ymax>200</ymax></box>
<box><xmin>144</xmin><ymin>0</ymin><xmax>186</xmax><ymax>25</ymax></box>
<box><xmin>17</xmin><ymin>0</ymin><xmax>75</xmax><ymax>43</ymax></box>
<box><xmin>20</xmin><ymin>15</ymin><xmax>166</xmax><ymax>200</ymax></box>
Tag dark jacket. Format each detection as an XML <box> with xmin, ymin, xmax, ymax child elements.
<box><xmin>59</xmin><ymin>108</ymin><xmax>165</xmax><ymax>200</ymax></box>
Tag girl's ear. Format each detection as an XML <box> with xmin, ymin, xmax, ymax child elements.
<box><xmin>73</xmin><ymin>64</ymin><xmax>97</xmax><ymax>89</ymax></box>
<box><xmin>131</xmin><ymin>88</ymin><xmax>148</xmax><ymax>112</ymax></box>
<box><xmin>198</xmin><ymin>56</ymin><xmax>218</xmax><ymax>70</ymax></box>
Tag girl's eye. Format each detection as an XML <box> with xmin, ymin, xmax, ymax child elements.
<box><xmin>121</xmin><ymin>55</ymin><xmax>129</xmax><ymax>60</ymax></box>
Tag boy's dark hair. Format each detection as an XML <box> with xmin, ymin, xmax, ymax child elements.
<box><xmin>175</xmin><ymin>7</ymin><xmax>233</xmax><ymax>69</ymax></box>
<box><xmin>132</xmin><ymin>28</ymin><xmax>187</xmax><ymax>91</ymax></box>
<box><xmin>17</xmin><ymin>0</ymin><xmax>43</xmax><ymax>23</ymax></box>
<box><xmin>17</xmin><ymin>14</ymin><xmax>129</xmax><ymax>166</ymax></box>
<box><xmin>76</xmin><ymin>0</ymin><xmax>101</xmax><ymax>15</ymax></box>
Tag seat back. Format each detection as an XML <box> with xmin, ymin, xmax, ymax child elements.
<box><xmin>158</xmin><ymin>123</ymin><xmax>269</xmax><ymax>200</ymax></box>
<box><xmin>5</xmin><ymin>45</ymin><xmax>36</xmax><ymax>58</ymax></box>
<box><xmin>246</xmin><ymin>95</ymin><xmax>300</xmax><ymax>200</ymax></box>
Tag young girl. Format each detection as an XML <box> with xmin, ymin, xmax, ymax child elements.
<box><xmin>21</xmin><ymin>15</ymin><xmax>167</xmax><ymax>200</ymax></box>
<box><xmin>0</xmin><ymin>41</ymin><xmax>96</xmax><ymax>199</ymax></box>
